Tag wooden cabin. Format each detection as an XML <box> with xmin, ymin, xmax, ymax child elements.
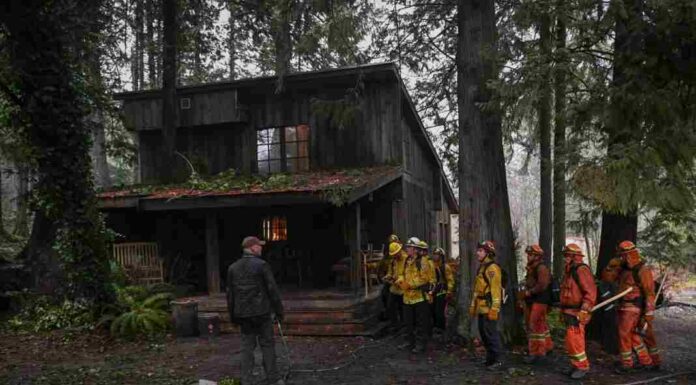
<box><xmin>98</xmin><ymin>63</ymin><xmax>458</xmax><ymax>335</ymax></box>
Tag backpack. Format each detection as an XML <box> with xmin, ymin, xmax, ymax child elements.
<box><xmin>549</xmin><ymin>263</ymin><xmax>588</xmax><ymax>307</ymax></box>
<box><xmin>480</xmin><ymin>261</ymin><xmax>509</xmax><ymax>304</ymax></box>
<box><xmin>630</xmin><ymin>262</ymin><xmax>665</xmax><ymax>308</ymax></box>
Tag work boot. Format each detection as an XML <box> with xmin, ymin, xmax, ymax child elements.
<box><xmin>485</xmin><ymin>361</ymin><xmax>503</xmax><ymax>371</ymax></box>
<box><xmin>570</xmin><ymin>369</ymin><xmax>588</xmax><ymax>379</ymax></box>
<box><xmin>560</xmin><ymin>367</ymin><xmax>574</xmax><ymax>376</ymax></box>
<box><xmin>615</xmin><ymin>366</ymin><xmax>635</xmax><ymax>374</ymax></box>
<box><xmin>523</xmin><ymin>355</ymin><xmax>540</xmax><ymax>364</ymax></box>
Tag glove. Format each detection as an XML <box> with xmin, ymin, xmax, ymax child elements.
<box><xmin>577</xmin><ymin>310</ymin><xmax>591</xmax><ymax>324</ymax></box>
<box><xmin>643</xmin><ymin>313</ymin><xmax>654</xmax><ymax>323</ymax></box>
<box><xmin>469</xmin><ymin>305</ymin><xmax>476</xmax><ymax>318</ymax></box>
<box><xmin>487</xmin><ymin>308</ymin><xmax>499</xmax><ymax>321</ymax></box>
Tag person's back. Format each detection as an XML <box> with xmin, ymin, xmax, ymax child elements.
<box><xmin>228</xmin><ymin>254</ymin><xmax>282</xmax><ymax>320</ymax></box>
<box><xmin>227</xmin><ymin>236</ymin><xmax>284</xmax><ymax>385</ymax></box>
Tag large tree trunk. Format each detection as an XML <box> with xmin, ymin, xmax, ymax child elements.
<box><xmin>590</xmin><ymin>0</ymin><xmax>643</xmax><ymax>352</ymax></box>
<box><xmin>552</xmin><ymin>1</ymin><xmax>567</xmax><ymax>278</ymax></box>
<box><xmin>14</xmin><ymin>165</ymin><xmax>29</xmax><ymax>238</ymax></box>
<box><xmin>2</xmin><ymin>0</ymin><xmax>112</xmax><ymax>301</ymax></box>
<box><xmin>87</xmin><ymin>42</ymin><xmax>111</xmax><ymax>189</ymax></box>
<box><xmin>457</xmin><ymin>0</ymin><xmax>521</xmax><ymax>341</ymax></box>
<box><xmin>538</xmin><ymin>9</ymin><xmax>553</xmax><ymax>263</ymax></box>
<box><xmin>162</xmin><ymin>0</ymin><xmax>179</xmax><ymax>181</ymax></box>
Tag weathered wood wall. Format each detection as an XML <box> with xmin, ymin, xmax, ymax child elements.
<box><xmin>135</xmin><ymin>76</ymin><xmax>403</xmax><ymax>183</ymax></box>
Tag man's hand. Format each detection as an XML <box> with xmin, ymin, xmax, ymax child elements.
<box><xmin>274</xmin><ymin>313</ymin><xmax>284</xmax><ymax>324</ymax></box>
<box><xmin>577</xmin><ymin>310</ymin><xmax>591</xmax><ymax>324</ymax></box>
<box><xmin>487</xmin><ymin>308</ymin><xmax>499</xmax><ymax>321</ymax></box>
<box><xmin>446</xmin><ymin>292</ymin><xmax>453</xmax><ymax>303</ymax></box>
<box><xmin>643</xmin><ymin>312</ymin><xmax>654</xmax><ymax>323</ymax></box>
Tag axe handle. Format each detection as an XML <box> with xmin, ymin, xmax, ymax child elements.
<box><xmin>591</xmin><ymin>287</ymin><xmax>633</xmax><ymax>312</ymax></box>
<box><xmin>641</xmin><ymin>269</ymin><xmax>669</xmax><ymax>332</ymax></box>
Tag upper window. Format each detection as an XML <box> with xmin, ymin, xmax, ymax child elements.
<box><xmin>257</xmin><ymin>125</ymin><xmax>310</xmax><ymax>174</ymax></box>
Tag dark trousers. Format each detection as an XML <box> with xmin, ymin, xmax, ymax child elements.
<box><xmin>387</xmin><ymin>293</ymin><xmax>403</xmax><ymax>329</ymax></box>
<box><xmin>433</xmin><ymin>294</ymin><xmax>446</xmax><ymax>330</ymax></box>
<box><xmin>239</xmin><ymin>314</ymin><xmax>280</xmax><ymax>385</ymax></box>
<box><xmin>478</xmin><ymin>314</ymin><xmax>503</xmax><ymax>363</ymax></box>
<box><xmin>403</xmin><ymin>301</ymin><xmax>431</xmax><ymax>348</ymax></box>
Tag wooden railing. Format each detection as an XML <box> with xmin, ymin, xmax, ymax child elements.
<box><xmin>112</xmin><ymin>242</ymin><xmax>164</xmax><ymax>285</ymax></box>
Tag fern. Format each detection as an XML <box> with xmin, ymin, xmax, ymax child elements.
<box><xmin>107</xmin><ymin>290</ymin><xmax>174</xmax><ymax>338</ymax></box>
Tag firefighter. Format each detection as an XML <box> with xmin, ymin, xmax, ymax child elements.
<box><xmin>521</xmin><ymin>244</ymin><xmax>554</xmax><ymax>364</ymax></box>
<box><xmin>383</xmin><ymin>241</ymin><xmax>407</xmax><ymax>333</ymax></box>
<box><xmin>615</xmin><ymin>241</ymin><xmax>661</xmax><ymax>373</ymax></box>
<box><xmin>469</xmin><ymin>240</ymin><xmax>503</xmax><ymax>370</ymax></box>
<box><xmin>559</xmin><ymin>243</ymin><xmax>597</xmax><ymax>380</ymax></box>
<box><xmin>431</xmin><ymin>247</ymin><xmax>455</xmax><ymax>335</ymax></box>
<box><xmin>396</xmin><ymin>237</ymin><xmax>434</xmax><ymax>353</ymax></box>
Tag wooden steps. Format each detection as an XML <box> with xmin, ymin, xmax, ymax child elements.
<box><xmin>187</xmin><ymin>287</ymin><xmax>387</xmax><ymax>336</ymax></box>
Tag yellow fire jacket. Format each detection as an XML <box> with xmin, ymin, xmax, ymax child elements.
<box><xmin>384</xmin><ymin>250</ymin><xmax>407</xmax><ymax>295</ymax></box>
<box><xmin>470</xmin><ymin>257</ymin><xmax>502</xmax><ymax>314</ymax></box>
<box><xmin>399</xmin><ymin>255</ymin><xmax>435</xmax><ymax>305</ymax></box>
<box><xmin>435</xmin><ymin>263</ymin><xmax>455</xmax><ymax>297</ymax></box>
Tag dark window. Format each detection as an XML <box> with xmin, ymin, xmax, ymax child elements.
<box><xmin>257</xmin><ymin>125</ymin><xmax>310</xmax><ymax>174</ymax></box>
<box><xmin>262</xmin><ymin>216</ymin><xmax>288</xmax><ymax>241</ymax></box>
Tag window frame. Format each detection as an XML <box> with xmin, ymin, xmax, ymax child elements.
<box><xmin>256</xmin><ymin>125</ymin><xmax>310</xmax><ymax>174</ymax></box>
<box><xmin>262</xmin><ymin>215</ymin><xmax>288</xmax><ymax>242</ymax></box>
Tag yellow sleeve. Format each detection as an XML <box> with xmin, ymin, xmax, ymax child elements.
<box><xmin>487</xmin><ymin>264</ymin><xmax>502</xmax><ymax>311</ymax></box>
<box><xmin>428</xmin><ymin>259</ymin><xmax>437</xmax><ymax>285</ymax></box>
<box><xmin>384</xmin><ymin>259</ymin><xmax>394</xmax><ymax>280</ymax></box>
<box><xmin>445</xmin><ymin>264</ymin><xmax>455</xmax><ymax>294</ymax></box>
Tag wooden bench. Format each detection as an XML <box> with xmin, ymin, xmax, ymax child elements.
<box><xmin>112</xmin><ymin>242</ymin><xmax>164</xmax><ymax>285</ymax></box>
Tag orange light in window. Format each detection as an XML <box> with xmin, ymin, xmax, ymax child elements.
<box><xmin>262</xmin><ymin>216</ymin><xmax>287</xmax><ymax>241</ymax></box>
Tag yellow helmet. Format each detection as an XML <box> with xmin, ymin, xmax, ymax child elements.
<box><xmin>433</xmin><ymin>247</ymin><xmax>445</xmax><ymax>256</ymax></box>
<box><xmin>389</xmin><ymin>234</ymin><xmax>400</xmax><ymax>243</ymax></box>
<box><xmin>388</xmin><ymin>242</ymin><xmax>403</xmax><ymax>256</ymax></box>
<box><xmin>418</xmin><ymin>240</ymin><xmax>429</xmax><ymax>250</ymax></box>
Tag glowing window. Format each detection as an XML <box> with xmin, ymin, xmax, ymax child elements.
<box><xmin>262</xmin><ymin>216</ymin><xmax>288</xmax><ymax>241</ymax></box>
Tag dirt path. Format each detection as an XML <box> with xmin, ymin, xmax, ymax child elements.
<box><xmin>2</xmin><ymin>306</ymin><xmax>694</xmax><ymax>385</ymax></box>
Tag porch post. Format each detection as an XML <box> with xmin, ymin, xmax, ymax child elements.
<box><xmin>205</xmin><ymin>212</ymin><xmax>221</xmax><ymax>294</ymax></box>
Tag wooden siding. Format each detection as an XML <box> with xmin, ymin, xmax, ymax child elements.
<box><xmin>122</xmin><ymin>90</ymin><xmax>244</xmax><ymax>131</ymax></box>
<box><xmin>137</xmin><ymin>78</ymin><xmax>402</xmax><ymax>183</ymax></box>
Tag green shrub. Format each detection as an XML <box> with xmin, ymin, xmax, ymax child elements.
<box><xmin>6</xmin><ymin>295</ymin><xmax>96</xmax><ymax>332</ymax></box>
<box><xmin>99</xmin><ymin>286</ymin><xmax>174</xmax><ymax>338</ymax></box>
<box><xmin>218</xmin><ymin>378</ymin><xmax>241</xmax><ymax>385</ymax></box>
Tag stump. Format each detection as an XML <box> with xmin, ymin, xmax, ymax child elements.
<box><xmin>172</xmin><ymin>299</ymin><xmax>199</xmax><ymax>337</ymax></box>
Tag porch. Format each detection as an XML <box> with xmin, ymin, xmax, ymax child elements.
<box><xmin>186</xmin><ymin>286</ymin><xmax>386</xmax><ymax>336</ymax></box>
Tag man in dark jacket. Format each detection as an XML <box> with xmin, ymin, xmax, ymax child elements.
<box><xmin>227</xmin><ymin>236</ymin><xmax>285</xmax><ymax>385</ymax></box>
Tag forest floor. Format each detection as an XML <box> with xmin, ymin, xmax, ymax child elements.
<box><xmin>1</xmin><ymin>294</ymin><xmax>695</xmax><ymax>385</ymax></box>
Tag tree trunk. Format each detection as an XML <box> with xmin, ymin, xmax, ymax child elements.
<box><xmin>272</xmin><ymin>1</ymin><xmax>293</xmax><ymax>93</ymax></box>
<box><xmin>162</xmin><ymin>0</ymin><xmax>179</xmax><ymax>181</ymax></box>
<box><xmin>591</xmin><ymin>1</ymin><xmax>644</xmax><ymax>352</ymax></box>
<box><xmin>146</xmin><ymin>0</ymin><xmax>158</xmax><ymax>88</ymax></box>
<box><xmin>2</xmin><ymin>0</ymin><xmax>113</xmax><ymax>301</ymax></box>
<box><xmin>227</xmin><ymin>1</ymin><xmax>237</xmax><ymax>80</ymax></box>
<box><xmin>87</xmin><ymin>41</ymin><xmax>111</xmax><ymax>189</ymax></box>
<box><xmin>457</xmin><ymin>0</ymin><xmax>521</xmax><ymax>341</ymax></box>
<box><xmin>552</xmin><ymin>1</ymin><xmax>567</xmax><ymax>278</ymax></box>
<box><xmin>0</xmin><ymin>167</ymin><xmax>5</xmax><ymax>239</ymax></box>
<box><xmin>538</xmin><ymin>10</ymin><xmax>553</xmax><ymax>264</ymax></box>
<box><xmin>14</xmin><ymin>165</ymin><xmax>29</xmax><ymax>238</ymax></box>
<box><xmin>131</xmin><ymin>0</ymin><xmax>145</xmax><ymax>90</ymax></box>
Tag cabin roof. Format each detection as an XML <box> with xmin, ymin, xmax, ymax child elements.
<box><xmin>112</xmin><ymin>62</ymin><xmax>458</xmax><ymax>212</ymax></box>
<box><xmin>98</xmin><ymin>165</ymin><xmax>404</xmax><ymax>210</ymax></box>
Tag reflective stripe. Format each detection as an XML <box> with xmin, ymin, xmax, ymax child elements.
<box><xmin>648</xmin><ymin>348</ymin><xmax>660</xmax><ymax>354</ymax></box>
<box><xmin>620</xmin><ymin>351</ymin><xmax>633</xmax><ymax>358</ymax></box>
<box><xmin>634</xmin><ymin>344</ymin><xmax>647</xmax><ymax>353</ymax></box>
<box><xmin>569</xmin><ymin>352</ymin><xmax>587</xmax><ymax>361</ymax></box>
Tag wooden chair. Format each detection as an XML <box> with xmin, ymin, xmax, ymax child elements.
<box><xmin>112</xmin><ymin>242</ymin><xmax>164</xmax><ymax>285</ymax></box>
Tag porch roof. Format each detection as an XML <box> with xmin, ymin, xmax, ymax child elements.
<box><xmin>97</xmin><ymin>165</ymin><xmax>402</xmax><ymax>211</ymax></box>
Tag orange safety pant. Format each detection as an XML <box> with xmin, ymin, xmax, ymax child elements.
<box><xmin>643</xmin><ymin>320</ymin><xmax>661</xmax><ymax>365</ymax></box>
<box><xmin>618</xmin><ymin>310</ymin><xmax>654</xmax><ymax>368</ymax></box>
<box><xmin>525</xmin><ymin>303</ymin><xmax>553</xmax><ymax>356</ymax></box>
<box><xmin>565</xmin><ymin>324</ymin><xmax>589</xmax><ymax>370</ymax></box>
